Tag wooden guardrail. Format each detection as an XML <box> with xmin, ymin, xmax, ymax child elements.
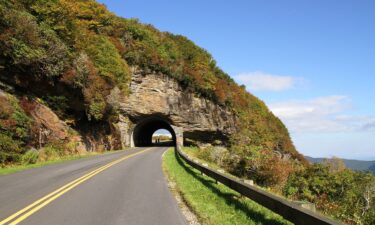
<box><xmin>175</xmin><ymin>146</ymin><xmax>343</xmax><ymax>225</ymax></box>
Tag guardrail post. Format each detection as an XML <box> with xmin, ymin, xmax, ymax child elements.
<box><xmin>243</xmin><ymin>179</ymin><xmax>254</xmax><ymax>186</ymax></box>
<box><xmin>294</xmin><ymin>201</ymin><xmax>316</xmax><ymax>213</ymax></box>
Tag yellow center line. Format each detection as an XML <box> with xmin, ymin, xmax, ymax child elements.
<box><xmin>0</xmin><ymin>148</ymin><xmax>152</xmax><ymax>225</ymax></box>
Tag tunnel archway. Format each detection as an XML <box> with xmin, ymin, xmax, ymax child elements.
<box><xmin>132</xmin><ymin>116</ymin><xmax>177</xmax><ymax>147</ymax></box>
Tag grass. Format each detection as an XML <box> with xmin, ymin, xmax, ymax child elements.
<box><xmin>163</xmin><ymin>148</ymin><xmax>292</xmax><ymax>225</ymax></box>
<box><xmin>0</xmin><ymin>150</ymin><xmax>124</xmax><ymax>176</ymax></box>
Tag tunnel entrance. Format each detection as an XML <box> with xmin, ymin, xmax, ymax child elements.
<box><xmin>132</xmin><ymin>117</ymin><xmax>177</xmax><ymax>147</ymax></box>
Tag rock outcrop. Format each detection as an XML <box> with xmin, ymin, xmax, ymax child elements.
<box><xmin>117</xmin><ymin>67</ymin><xmax>238</xmax><ymax>147</ymax></box>
<box><xmin>29</xmin><ymin>101</ymin><xmax>71</xmax><ymax>142</ymax></box>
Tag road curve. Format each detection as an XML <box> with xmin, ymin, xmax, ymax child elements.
<box><xmin>0</xmin><ymin>147</ymin><xmax>187</xmax><ymax>225</ymax></box>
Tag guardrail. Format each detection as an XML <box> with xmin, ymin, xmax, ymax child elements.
<box><xmin>175</xmin><ymin>146</ymin><xmax>343</xmax><ymax>225</ymax></box>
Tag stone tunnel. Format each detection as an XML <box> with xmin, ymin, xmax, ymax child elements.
<box><xmin>116</xmin><ymin>67</ymin><xmax>238</xmax><ymax>148</ymax></box>
<box><xmin>131</xmin><ymin>116</ymin><xmax>183</xmax><ymax>147</ymax></box>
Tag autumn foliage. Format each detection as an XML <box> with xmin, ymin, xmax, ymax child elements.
<box><xmin>0</xmin><ymin>0</ymin><xmax>303</xmax><ymax>162</ymax></box>
<box><xmin>0</xmin><ymin>1</ymin><xmax>374</xmax><ymax>224</ymax></box>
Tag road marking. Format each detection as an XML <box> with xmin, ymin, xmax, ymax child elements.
<box><xmin>0</xmin><ymin>148</ymin><xmax>152</xmax><ymax>225</ymax></box>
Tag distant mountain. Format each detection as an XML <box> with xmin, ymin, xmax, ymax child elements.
<box><xmin>305</xmin><ymin>156</ymin><xmax>375</xmax><ymax>174</ymax></box>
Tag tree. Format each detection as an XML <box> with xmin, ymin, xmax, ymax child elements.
<box><xmin>323</xmin><ymin>157</ymin><xmax>346</xmax><ymax>173</ymax></box>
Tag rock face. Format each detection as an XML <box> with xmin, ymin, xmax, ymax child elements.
<box><xmin>1</xmin><ymin>67</ymin><xmax>238</xmax><ymax>150</ymax></box>
<box><xmin>27</xmin><ymin>99</ymin><xmax>89</xmax><ymax>153</ymax></box>
<box><xmin>0</xmin><ymin>88</ymin><xmax>88</xmax><ymax>153</ymax></box>
<box><xmin>30</xmin><ymin>101</ymin><xmax>70</xmax><ymax>142</ymax></box>
<box><xmin>117</xmin><ymin>67</ymin><xmax>238</xmax><ymax>147</ymax></box>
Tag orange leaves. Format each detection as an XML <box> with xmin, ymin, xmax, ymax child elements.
<box><xmin>214</xmin><ymin>80</ymin><xmax>228</xmax><ymax>103</ymax></box>
<box><xmin>0</xmin><ymin>96</ymin><xmax>13</xmax><ymax>118</ymax></box>
<box><xmin>60</xmin><ymin>68</ymin><xmax>76</xmax><ymax>85</ymax></box>
<box><xmin>18</xmin><ymin>97</ymin><xmax>37</xmax><ymax>115</ymax></box>
<box><xmin>109</xmin><ymin>37</ymin><xmax>126</xmax><ymax>55</ymax></box>
<box><xmin>258</xmin><ymin>151</ymin><xmax>295</xmax><ymax>188</ymax></box>
<box><xmin>0</xmin><ymin>96</ymin><xmax>17</xmax><ymax>130</ymax></box>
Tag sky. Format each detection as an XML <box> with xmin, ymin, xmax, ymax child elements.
<box><xmin>97</xmin><ymin>0</ymin><xmax>375</xmax><ymax>160</ymax></box>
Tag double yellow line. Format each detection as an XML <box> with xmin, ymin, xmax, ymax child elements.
<box><xmin>0</xmin><ymin>148</ymin><xmax>152</xmax><ymax>225</ymax></box>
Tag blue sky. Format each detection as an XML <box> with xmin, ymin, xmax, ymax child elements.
<box><xmin>98</xmin><ymin>0</ymin><xmax>375</xmax><ymax>160</ymax></box>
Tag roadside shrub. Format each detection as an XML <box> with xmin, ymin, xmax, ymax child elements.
<box><xmin>1</xmin><ymin>94</ymin><xmax>32</xmax><ymax>143</ymax></box>
<box><xmin>38</xmin><ymin>143</ymin><xmax>64</xmax><ymax>161</ymax></box>
<box><xmin>196</xmin><ymin>147</ymin><xmax>212</xmax><ymax>162</ymax></box>
<box><xmin>284</xmin><ymin>164</ymin><xmax>375</xmax><ymax>225</ymax></box>
<box><xmin>256</xmin><ymin>153</ymin><xmax>294</xmax><ymax>188</ymax></box>
<box><xmin>21</xmin><ymin>149</ymin><xmax>38</xmax><ymax>164</ymax></box>
<box><xmin>224</xmin><ymin>146</ymin><xmax>295</xmax><ymax>189</ymax></box>
<box><xmin>65</xmin><ymin>140</ymin><xmax>80</xmax><ymax>154</ymax></box>
<box><xmin>38</xmin><ymin>148</ymin><xmax>56</xmax><ymax>161</ymax></box>
<box><xmin>0</xmin><ymin>152</ymin><xmax>21</xmax><ymax>165</ymax></box>
<box><xmin>0</xmin><ymin>133</ymin><xmax>22</xmax><ymax>154</ymax></box>
<box><xmin>210</xmin><ymin>146</ymin><xmax>229</xmax><ymax>167</ymax></box>
<box><xmin>0</xmin><ymin>93</ymin><xmax>33</xmax><ymax>165</ymax></box>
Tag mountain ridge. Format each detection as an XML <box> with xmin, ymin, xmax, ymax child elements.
<box><xmin>305</xmin><ymin>156</ymin><xmax>375</xmax><ymax>173</ymax></box>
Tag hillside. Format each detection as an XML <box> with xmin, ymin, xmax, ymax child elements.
<box><xmin>1</xmin><ymin>1</ymin><xmax>374</xmax><ymax>224</ymax></box>
<box><xmin>305</xmin><ymin>156</ymin><xmax>375</xmax><ymax>174</ymax></box>
<box><xmin>0</xmin><ymin>0</ymin><xmax>304</xmax><ymax>164</ymax></box>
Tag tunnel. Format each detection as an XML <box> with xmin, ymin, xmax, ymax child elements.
<box><xmin>132</xmin><ymin>116</ymin><xmax>177</xmax><ymax>147</ymax></box>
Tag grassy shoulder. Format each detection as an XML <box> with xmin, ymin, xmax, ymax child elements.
<box><xmin>0</xmin><ymin>150</ymin><xmax>123</xmax><ymax>176</ymax></box>
<box><xmin>162</xmin><ymin>148</ymin><xmax>291</xmax><ymax>225</ymax></box>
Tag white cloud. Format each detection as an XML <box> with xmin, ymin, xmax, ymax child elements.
<box><xmin>235</xmin><ymin>71</ymin><xmax>303</xmax><ymax>91</ymax></box>
<box><xmin>269</xmin><ymin>96</ymin><xmax>375</xmax><ymax>133</ymax></box>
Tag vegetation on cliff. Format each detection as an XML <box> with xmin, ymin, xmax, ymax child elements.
<box><xmin>0</xmin><ymin>91</ymin><xmax>92</xmax><ymax>165</ymax></box>
<box><xmin>284</xmin><ymin>161</ymin><xmax>375</xmax><ymax>225</ymax></box>
<box><xmin>0</xmin><ymin>0</ymin><xmax>300</xmax><ymax>162</ymax></box>
<box><xmin>0</xmin><ymin>92</ymin><xmax>32</xmax><ymax>163</ymax></box>
<box><xmin>1</xmin><ymin>1</ymin><xmax>373</xmax><ymax>224</ymax></box>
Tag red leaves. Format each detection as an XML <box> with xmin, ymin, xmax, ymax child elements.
<box><xmin>19</xmin><ymin>97</ymin><xmax>37</xmax><ymax>115</ymax></box>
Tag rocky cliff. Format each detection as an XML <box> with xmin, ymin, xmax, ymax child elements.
<box><xmin>1</xmin><ymin>65</ymin><xmax>239</xmax><ymax>154</ymax></box>
<box><xmin>117</xmin><ymin>67</ymin><xmax>238</xmax><ymax>147</ymax></box>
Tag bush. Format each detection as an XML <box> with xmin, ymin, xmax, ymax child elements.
<box><xmin>0</xmin><ymin>7</ymin><xmax>68</xmax><ymax>77</ymax></box>
<box><xmin>0</xmin><ymin>93</ymin><xmax>32</xmax><ymax>165</ymax></box>
<box><xmin>224</xmin><ymin>146</ymin><xmax>295</xmax><ymax>189</ymax></box>
<box><xmin>83</xmin><ymin>34</ymin><xmax>130</xmax><ymax>92</ymax></box>
<box><xmin>21</xmin><ymin>149</ymin><xmax>38</xmax><ymax>164</ymax></box>
<box><xmin>88</xmin><ymin>95</ymin><xmax>106</xmax><ymax>121</ymax></box>
<box><xmin>0</xmin><ymin>133</ymin><xmax>22</xmax><ymax>165</ymax></box>
<box><xmin>1</xmin><ymin>94</ymin><xmax>32</xmax><ymax>143</ymax></box>
<box><xmin>210</xmin><ymin>146</ymin><xmax>229</xmax><ymax>166</ymax></box>
<box><xmin>38</xmin><ymin>144</ymin><xmax>64</xmax><ymax>161</ymax></box>
<box><xmin>0</xmin><ymin>151</ymin><xmax>21</xmax><ymax>165</ymax></box>
<box><xmin>196</xmin><ymin>147</ymin><xmax>212</xmax><ymax>162</ymax></box>
<box><xmin>284</xmin><ymin>164</ymin><xmax>375</xmax><ymax>225</ymax></box>
<box><xmin>0</xmin><ymin>133</ymin><xmax>22</xmax><ymax>155</ymax></box>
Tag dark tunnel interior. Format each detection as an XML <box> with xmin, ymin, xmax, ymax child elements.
<box><xmin>132</xmin><ymin>117</ymin><xmax>176</xmax><ymax>147</ymax></box>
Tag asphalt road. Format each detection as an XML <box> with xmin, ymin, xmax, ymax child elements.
<box><xmin>0</xmin><ymin>147</ymin><xmax>187</xmax><ymax>225</ymax></box>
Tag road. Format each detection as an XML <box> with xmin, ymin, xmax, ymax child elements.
<box><xmin>0</xmin><ymin>147</ymin><xmax>187</xmax><ymax>225</ymax></box>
